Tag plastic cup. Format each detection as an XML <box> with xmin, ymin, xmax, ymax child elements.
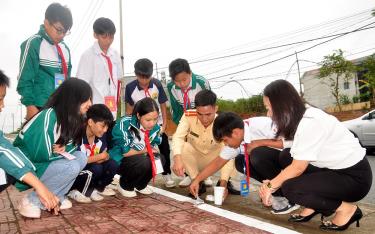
<box><xmin>214</xmin><ymin>186</ymin><xmax>225</xmax><ymax>205</ymax></box>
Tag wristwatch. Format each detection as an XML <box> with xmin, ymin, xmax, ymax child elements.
<box><xmin>267</xmin><ymin>182</ymin><xmax>273</xmax><ymax>189</ymax></box>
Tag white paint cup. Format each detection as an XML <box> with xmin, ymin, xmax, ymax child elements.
<box><xmin>214</xmin><ymin>186</ymin><xmax>225</xmax><ymax>205</ymax></box>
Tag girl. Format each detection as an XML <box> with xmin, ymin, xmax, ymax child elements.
<box><xmin>109</xmin><ymin>97</ymin><xmax>164</xmax><ymax>197</ymax></box>
<box><xmin>14</xmin><ymin>78</ymin><xmax>91</xmax><ymax>218</ymax></box>
<box><xmin>259</xmin><ymin>79</ymin><xmax>372</xmax><ymax>231</ymax></box>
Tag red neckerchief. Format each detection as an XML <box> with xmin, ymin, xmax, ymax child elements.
<box><xmin>141</xmin><ymin>129</ymin><xmax>156</xmax><ymax>183</ymax></box>
<box><xmin>244</xmin><ymin>120</ymin><xmax>250</xmax><ymax>186</ymax></box>
<box><xmin>55</xmin><ymin>44</ymin><xmax>68</xmax><ymax>79</ymax></box>
<box><xmin>182</xmin><ymin>87</ymin><xmax>192</xmax><ymax>111</ymax></box>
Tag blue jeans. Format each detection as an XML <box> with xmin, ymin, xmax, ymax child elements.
<box><xmin>28</xmin><ymin>151</ymin><xmax>87</xmax><ymax>209</ymax></box>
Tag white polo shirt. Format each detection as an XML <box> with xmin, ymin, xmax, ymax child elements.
<box><xmin>220</xmin><ymin>117</ymin><xmax>277</xmax><ymax>160</ymax></box>
<box><xmin>291</xmin><ymin>107</ymin><xmax>365</xmax><ymax>169</ymax></box>
<box><xmin>76</xmin><ymin>42</ymin><xmax>123</xmax><ymax>117</ymax></box>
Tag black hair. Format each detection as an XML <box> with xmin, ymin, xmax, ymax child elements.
<box><xmin>45</xmin><ymin>3</ymin><xmax>73</xmax><ymax>31</ymax></box>
<box><xmin>134</xmin><ymin>58</ymin><xmax>153</xmax><ymax>77</ymax></box>
<box><xmin>93</xmin><ymin>17</ymin><xmax>116</xmax><ymax>35</ymax></box>
<box><xmin>0</xmin><ymin>70</ymin><xmax>10</xmax><ymax>87</ymax></box>
<box><xmin>195</xmin><ymin>90</ymin><xmax>217</xmax><ymax>107</ymax></box>
<box><xmin>130</xmin><ymin>97</ymin><xmax>159</xmax><ymax>140</ymax></box>
<box><xmin>263</xmin><ymin>79</ymin><xmax>306</xmax><ymax>140</ymax></box>
<box><xmin>86</xmin><ymin>104</ymin><xmax>114</xmax><ymax>126</ymax></box>
<box><xmin>168</xmin><ymin>58</ymin><xmax>191</xmax><ymax>80</ymax></box>
<box><xmin>213</xmin><ymin>112</ymin><xmax>244</xmax><ymax>142</ymax></box>
<box><xmin>44</xmin><ymin>78</ymin><xmax>92</xmax><ymax>145</ymax></box>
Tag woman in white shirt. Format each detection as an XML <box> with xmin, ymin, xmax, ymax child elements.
<box><xmin>259</xmin><ymin>79</ymin><xmax>372</xmax><ymax>231</ymax></box>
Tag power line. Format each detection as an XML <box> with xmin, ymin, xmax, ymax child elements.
<box><xmin>207</xmin><ymin>22</ymin><xmax>375</xmax><ymax>81</ymax></box>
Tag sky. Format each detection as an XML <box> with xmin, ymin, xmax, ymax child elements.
<box><xmin>0</xmin><ymin>0</ymin><xmax>375</xmax><ymax>132</ymax></box>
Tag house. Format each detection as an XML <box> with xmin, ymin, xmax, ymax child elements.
<box><xmin>301</xmin><ymin>56</ymin><xmax>368</xmax><ymax>110</ymax></box>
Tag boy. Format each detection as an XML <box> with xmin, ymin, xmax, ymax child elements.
<box><xmin>0</xmin><ymin>70</ymin><xmax>60</xmax><ymax>216</ymax></box>
<box><xmin>171</xmin><ymin>90</ymin><xmax>238</xmax><ymax>197</ymax></box>
<box><xmin>124</xmin><ymin>58</ymin><xmax>175</xmax><ymax>188</ymax></box>
<box><xmin>77</xmin><ymin>17</ymin><xmax>123</xmax><ymax>118</ymax></box>
<box><xmin>68</xmin><ymin>104</ymin><xmax>118</xmax><ymax>203</ymax></box>
<box><xmin>167</xmin><ymin>58</ymin><xmax>210</xmax><ymax>125</ymax></box>
<box><xmin>189</xmin><ymin>112</ymin><xmax>299</xmax><ymax>214</ymax></box>
<box><xmin>167</xmin><ymin>58</ymin><xmax>211</xmax><ymax>187</ymax></box>
<box><xmin>17</xmin><ymin>3</ymin><xmax>73</xmax><ymax>120</ymax></box>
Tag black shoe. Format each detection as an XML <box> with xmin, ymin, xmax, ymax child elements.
<box><xmin>188</xmin><ymin>182</ymin><xmax>206</xmax><ymax>198</ymax></box>
<box><xmin>289</xmin><ymin>211</ymin><xmax>323</xmax><ymax>222</ymax></box>
<box><xmin>215</xmin><ymin>180</ymin><xmax>240</xmax><ymax>195</ymax></box>
<box><xmin>319</xmin><ymin>206</ymin><xmax>362</xmax><ymax>231</ymax></box>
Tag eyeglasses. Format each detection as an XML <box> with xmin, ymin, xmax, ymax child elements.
<box><xmin>51</xmin><ymin>23</ymin><xmax>70</xmax><ymax>36</ymax></box>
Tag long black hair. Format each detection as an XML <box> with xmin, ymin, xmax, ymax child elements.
<box><xmin>44</xmin><ymin>78</ymin><xmax>92</xmax><ymax>145</ymax></box>
<box><xmin>130</xmin><ymin>97</ymin><xmax>159</xmax><ymax>140</ymax></box>
<box><xmin>263</xmin><ymin>79</ymin><xmax>305</xmax><ymax>140</ymax></box>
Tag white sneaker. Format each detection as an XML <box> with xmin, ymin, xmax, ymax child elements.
<box><xmin>18</xmin><ymin>196</ymin><xmax>41</xmax><ymax>218</ymax></box>
<box><xmin>204</xmin><ymin>177</ymin><xmax>213</xmax><ymax>187</ymax></box>
<box><xmin>60</xmin><ymin>198</ymin><xmax>73</xmax><ymax>210</ymax></box>
<box><xmin>179</xmin><ymin>176</ymin><xmax>192</xmax><ymax>187</ymax></box>
<box><xmin>135</xmin><ymin>186</ymin><xmax>153</xmax><ymax>195</ymax></box>
<box><xmin>68</xmin><ymin>190</ymin><xmax>92</xmax><ymax>203</ymax></box>
<box><xmin>90</xmin><ymin>189</ymin><xmax>104</xmax><ymax>201</ymax></box>
<box><xmin>112</xmin><ymin>174</ymin><xmax>120</xmax><ymax>185</ymax></box>
<box><xmin>117</xmin><ymin>184</ymin><xmax>137</xmax><ymax>197</ymax></box>
<box><xmin>162</xmin><ymin>174</ymin><xmax>176</xmax><ymax>188</ymax></box>
<box><xmin>98</xmin><ymin>187</ymin><xmax>116</xmax><ymax>196</ymax></box>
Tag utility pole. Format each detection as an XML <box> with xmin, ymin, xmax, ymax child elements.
<box><xmin>155</xmin><ymin>63</ymin><xmax>159</xmax><ymax>79</ymax></box>
<box><xmin>119</xmin><ymin>0</ymin><xmax>124</xmax><ymax>76</ymax></box>
<box><xmin>295</xmin><ymin>51</ymin><xmax>303</xmax><ymax>96</ymax></box>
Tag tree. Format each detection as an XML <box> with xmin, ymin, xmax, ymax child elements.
<box><xmin>319</xmin><ymin>49</ymin><xmax>356</xmax><ymax>111</ymax></box>
<box><xmin>360</xmin><ymin>54</ymin><xmax>375</xmax><ymax>105</ymax></box>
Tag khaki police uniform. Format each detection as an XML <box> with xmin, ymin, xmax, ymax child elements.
<box><xmin>171</xmin><ymin>111</ymin><xmax>235</xmax><ymax>181</ymax></box>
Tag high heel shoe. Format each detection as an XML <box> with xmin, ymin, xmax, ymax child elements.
<box><xmin>319</xmin><ymin>206</ymin><xmax>362</xmax><ymax>231</ymax></box>
<box><xmin>289</xmin><ymin>210</ymin><xmax>334</xmax><ymax>223</ymax></box>
<box><xmin>288</xmin><ymin>211</ymin><xmax>324</xmax><ymax>222</ymax></box>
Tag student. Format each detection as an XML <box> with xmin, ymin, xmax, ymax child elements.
<box><xmin>77</xmin><ymin>17</ymin><xmax>122</xmax><ymax>117</ymax></box>
<box><xmin>171</xmin><ymin>90</ymin><xmax>238</xmax><ymax>197</ymax></box>
<box><xmin>125</xmin><ymin>58</ymin><xmax>174</xmax><ymax>188</ymax></box>
<box><xmin>258</xmin><ymin>80</ymin><xmax>372</xmax><ymax>231</ymax></box>
<box><xmin>189</xmin><ymin>112</ymin><xmax>295</xmax><ymax>208</ymax></box>
<box><xmin>17</xmin><ymin>3</ymin><xmax>73</xmax><ymax>120</ymax></box>
<box><xmin>0</xmin><ymin>70</ymin><xmax>59</xmax><ymax>214</ymax></box>
<box><xmin>109</xmin><ymin>97</ymin><xmax>164</xmax><ymax>197</ymax></box>
<box><xmin>167</xmin><ymin>58</ymin><xmax>211</xmax><ymax>187</ymax></box>
<box><xmin>13</xmin><ymin>78</ymin><xmax>91</xmax><ymax>218</ymax></box>
<box><xmin>68</xmin><ymin>104</ymin><xmax>118</xmax><ymax>203</ymax></box>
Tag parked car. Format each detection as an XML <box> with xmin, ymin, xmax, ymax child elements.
<box><xmin>342</xmin><ymin>109</ymin><xmax>375</xmax><ymax>149</ymax></box>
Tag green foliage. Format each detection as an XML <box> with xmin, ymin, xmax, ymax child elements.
<box><xmin>352</xmin><ymin>95</ymin><xmax>360</xmax><ymax>103</ymax></box>
<box><xmin>360</xmin><ymin>54</ymin><xmax>375</xmax><ymax>105</ymax></box>
<box><xmin>319</xmin><ymin>49</ymin><xmax>356</xmax><ymax>111</ymax></box>
<box><xmin>217</xmin><ymin>95</ymin><xmax>266</xmax><ymax>114</ymax></box>
<box><xmin>339</xmin><ymin>94</ymin><xmax>351</xmax><ymax>105</ymax></box>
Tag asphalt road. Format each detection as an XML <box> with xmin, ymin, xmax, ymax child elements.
<box><xmin>362</xmin><ymin>151</ymin><xmax>375</xmax><ymax>204</ymax></box>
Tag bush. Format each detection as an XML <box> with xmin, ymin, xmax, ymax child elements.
<box><xmin>352</xmin><ymin>95</ymin><xmax>360</xmax><ymax>103</ymax></box>
<box><xmin>217</xmin><ymin>95</ymin><xmax>266</xmax><ymax>114</ymax></box>
<box><xmin>339</xmin><ymin>94</ymin><xmax>351</xmax><ymax>105</ymax></box>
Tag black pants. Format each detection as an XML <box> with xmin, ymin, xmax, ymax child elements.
<box><xmin>70</xmin><ymin>159</ymin><xmax>119</xmax><ymax>196</ymax></box>
<box><xmin>282</xmin><ymin>157</ymin><xmax>372</xmax><ymax>214</ymax></box>
<box><xmin>158</xmin><ymin>133</ymin><xmax>171</xmax><ymax>175</ymax></box>
<box><xmin>119</xmin><ymin>153</ymin><xmax>165</xmax><ymax>191</ymax></box>
<box><xmin>235</xmin><ymin>147</ymin><xmax>292</xmax><ymax>196</ymax></box>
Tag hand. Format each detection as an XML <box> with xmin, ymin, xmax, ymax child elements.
<box><xmin>26</xmin><ymin>105</ymin><xmax>39</xmax><ymax>120</ymax></box>
<box><xmin>258</xmin><ymin>179</ymin><xmax>272</xmax><ymax>206</ymax></box>
<box><xmin>172</xmin><ymin>155</ymin><xmax>185</xmax><ymax>177</ymax></box>
<box><xmin>160</xmin><ymin>124</ymin><xmax>167</xmax><ymax>134</ymax></box>
<box><xmin>189</xmin><ymin>180</ymin><xmax>200</xmax><ymax>198</ymax></box>
<box><xmin>53</xmin><ymin>144</ymin><xmax>65</xmax><ymax>154</ymax></box>
<box><xmin>35</xmin><ymin>184</ymin><xmax>60</xmax><ymax>213</ymax></box>
<box><xmin>219</xmin><ymin>180</ymin><xmax>229</xmax><ymax>201</ymax></box>
<box><xmin>101</xmin><ymin>152</ymin><xmax>110</xmax><ymax>161</ymax></box>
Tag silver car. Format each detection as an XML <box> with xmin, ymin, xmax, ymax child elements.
<box><xmin>343</xmin><ymin>109</ymin><xmax>375</xmax><ymax>148</ymax></box>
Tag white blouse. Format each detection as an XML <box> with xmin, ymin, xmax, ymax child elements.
<box><xmin>291</xmin><ymin>107</ymin><xmax>365</xmax><ymax>169</ymax></box>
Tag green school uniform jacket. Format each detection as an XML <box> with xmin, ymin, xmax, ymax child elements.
<box><xmin>13</xmin><ymin>108</ymin><xmax>76</xmax><ymax>191</ymax></box>
<box><xmin>109</xmin><ymin>115</ymin><xmax>162</xmax><ymax>164</ymax></box>
<box><xmin>17</xmin><ymin>25</ymin><xmax>72</xmax><ymax>108</ymax></box>
<box><xmin>0</xmin><ymin>132</ymin><xmax>36</xmax><ymax>181</ymax></box>
<box><xmin>167</xmin><ymin>73</ymin><xmax>210</xmax><ymax>124</ymax></box>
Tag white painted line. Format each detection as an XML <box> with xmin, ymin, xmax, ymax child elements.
<box><xmin>149</xmin><ymin>186</ymin><xmax>300</xmax><ymax>234</ymax></box>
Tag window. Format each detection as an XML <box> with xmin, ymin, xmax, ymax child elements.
<box><xmin>344</xmin><ymin>81</ymin><xmax>350</xmax><ymax>90</ymax></box>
